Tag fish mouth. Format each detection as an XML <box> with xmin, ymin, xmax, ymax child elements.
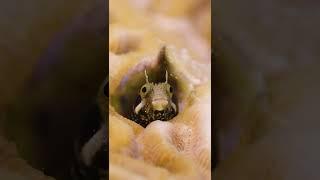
<box><xmin>152</xmin><ymin>98</ymin><xmax>168</xmax><ymax>111</ymax></box>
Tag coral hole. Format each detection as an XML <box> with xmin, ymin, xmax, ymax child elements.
<box><xmin>110</xmin><ymin>58</ymin><xmax>180</xmax><ymax>121</ymax></box>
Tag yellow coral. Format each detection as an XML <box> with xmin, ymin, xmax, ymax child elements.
<box><xmin>109</xmin><ymin>0</ymin><xmax>211</xmax><ymax>179</ymax></box>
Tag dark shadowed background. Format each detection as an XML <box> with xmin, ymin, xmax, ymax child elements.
<box><xmin>0</xmin><ymin>0</ymin><xmax>107</xmax><ymax>179</ymax></box>
<box><xmin>213</xmin><ymin>0</ymin><xmax>320</xmax><ymax>179</ymax></box>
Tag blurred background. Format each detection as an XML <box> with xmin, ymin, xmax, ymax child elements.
<box><xmin>5</xmin><ymin>0</ymin><xmax>320</xmax><ymax>179</ymax></box>
<box><xmin>213</xmin><ymin>0</ymin><xmax>320</xmax><ymax>179</ymax></box>
<box><xmin>0</xmin><ymin>0</ymin><xmax>106</xmax><ymax>179</ymax></box>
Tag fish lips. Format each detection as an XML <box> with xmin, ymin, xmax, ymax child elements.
<box><xmin>151</xmin><ymin>98</ymin><xmax>169</xmax><ymax>111</ymax></box>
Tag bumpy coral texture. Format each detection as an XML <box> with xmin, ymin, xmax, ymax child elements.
<box><xmin>109</xmin><ymin>0</ymin><xmax>211</xmax><ymax>179</ymax></box>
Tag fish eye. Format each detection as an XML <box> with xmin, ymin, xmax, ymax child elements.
<box><xmin>141</xmin><ymin>84</ymin><xmax>149</xmax><ymax>94</ymax></box>
<box><xmin>169</xmin><ymin>86</ymin><xmax>173</xmax><ymax>93</ymax></box>
<box><xmin>167</xmin><ymin>85</ymin><xmax>173</xmax><ymax>94</ymax></box>
<box><xmin>142</xmin><ymin>86</ymin><xmax>147</xmax><ymax>93</ymax></box>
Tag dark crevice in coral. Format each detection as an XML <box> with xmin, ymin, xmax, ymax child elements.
<box><xmin>110</xmin><ymin>48</ymin><xmax>180</xmax><ymax>126</ymax></box>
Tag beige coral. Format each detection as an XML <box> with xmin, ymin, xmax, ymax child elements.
<box><xmin>109</xmin><ymin>1</ymin><xmax>211</xmax><ymax>179</ymax></box>
<box><xmin>109</xmin><ymin>46</ymin><xmax>211</xmax><ymax>179</ymax></box>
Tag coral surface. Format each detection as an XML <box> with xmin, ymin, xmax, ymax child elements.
<box><xmin>109</xmin><ymin>0</ymin><xmax>211</xmax><ymax>179</ymax></box>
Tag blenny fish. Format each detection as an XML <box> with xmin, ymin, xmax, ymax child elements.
<box><xmin>131</xmin><ymin>70</ymin><xmax>177</xmax><ymax>127</ymax></box>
